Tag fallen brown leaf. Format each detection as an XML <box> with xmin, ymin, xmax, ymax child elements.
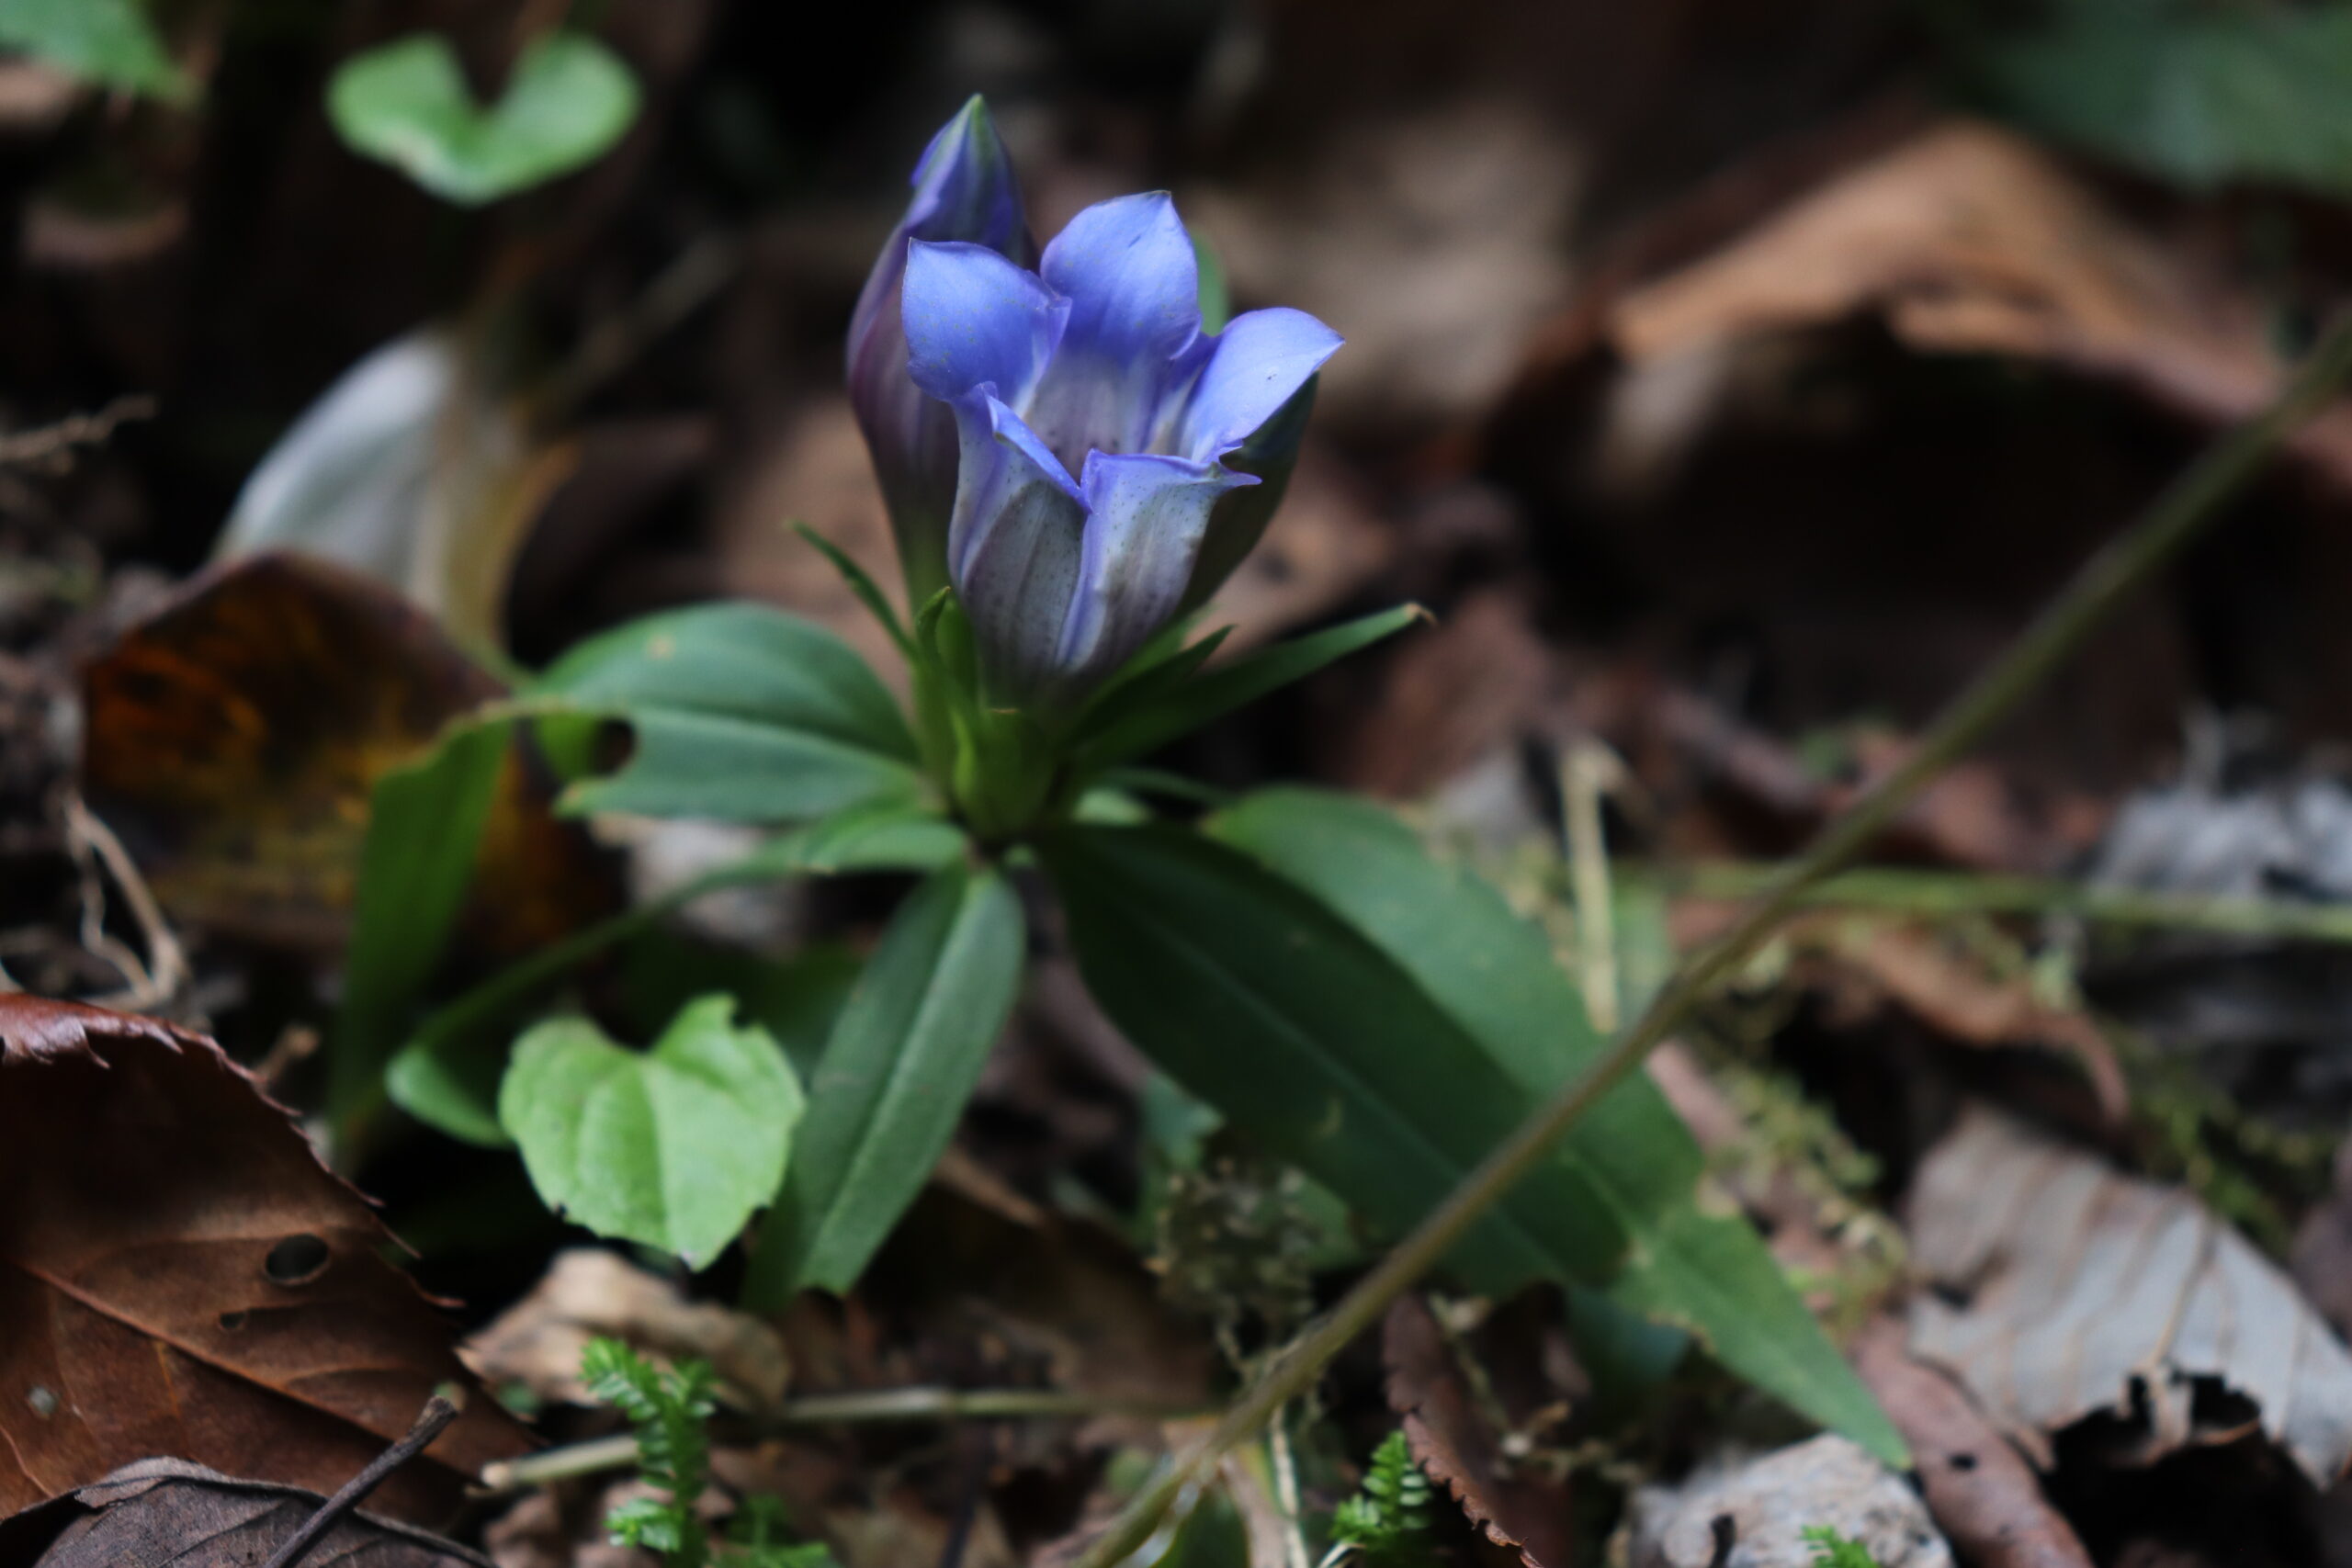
<box><xmin>1853</xmin><ymin>1317</ymin><xmax>2093</xmax><ymax>1568</ymax></box>
<box><xmin>465</xmin><ymin>1248</ymin><xmax>791</xmax><ymax>1413</ymax></box>
<box><xmin>1603</xmin><ymin>121</ymin><xmax>2352</xmax><ymax>499</ymax></box>
<box><xmin>0</xmin><ymin>1457</ymin><xmax>491</xmax><ymax>1568</ymax></box>
<box><xmin>1907</xmin><ymin>1105</ymin><xmax>2352</xmax><ymax>1486</ymax></box>
<box><xmin>0</xmin><ymin>994</ymin><xmax>530</xmax><ymax>1520</ymax></box>
<box><xmin>1804</xmin><ymin>917</ymin><xmax>2127</xmax><ymax>1125</ymax></box>
<box><xmin>80</xmin><ymin>550</ymin><xmax>613</xmax><ymax>958</ymax></box>
<box><xmin>1382</xmin><ymin>1295</ymin><xmax>1574</xmax><ymax>1568</ymax></box>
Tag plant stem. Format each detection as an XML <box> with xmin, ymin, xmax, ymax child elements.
<box><xmin>475</xmin><ymin>1387</ymin><xmax>1211</xmax><ymax>1494</ymax></box>
<box><xmin>1070</xmin><ymin>315</ymin><xmax>2352</xmax><ymax>1568</ymax></box>
<box><xmin>1677</xmin><ymin>862</ymin><xmax>2352</xmax><ymax>945</ymax></box>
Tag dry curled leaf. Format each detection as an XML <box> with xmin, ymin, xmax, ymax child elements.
<box><xmin>1852</xmin><ymin>1317</ymin><xmax>2093</xmax><ymax>1568</ymax></box>
<box><xmin>1382</xmin><ymin>1295</ymin><xmax>1574</xmax><ymax>1568</ymax></box>
<box><xmin>80</xmin><ymin>550</ymin><xmax>611</xmax><ymax>957</ymax></box>
<box><xmin>1907</xmin><ymin>1105</ymin><xmax>2352</xmax><ymax>1486</ymax></box>
<box><xmin>464</xmin><ymin>1248</ymin><xmax>791</xmax><ymax>1412</ymax></box>
<box><xmin>0</xmin><ymin>994</ymin><xmax>529</xmax><ymax>1520</ymax></box>
<box><xmin>0</xmin><ymin>1457</ymin><xmax>491</xmax><ymax>1568</ymax></box>
<box><xmin>1603</xmin><ymin>121</ymin><xmax>2352</xmax><ymax>498</ymax></box>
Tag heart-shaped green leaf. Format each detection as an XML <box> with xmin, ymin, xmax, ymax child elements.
<box><xmin>500</xmin><ymin>994</ymin><xmax>803</xmax><ymax>1268</ymax></box>
<box><xmin>328</xmin><ymin>30</ymin><xmax>639</xmax><ymax>207</ymax></box>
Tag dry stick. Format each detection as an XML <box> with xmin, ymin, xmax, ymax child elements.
<box><xmin>1071</xmin><ymin>316</ymin><xmax>2352</xmax><ymax>1568</ymax></box>
<box><xmin>261</xmin><ymin>1397</ymin><xmax>458</xmax><ymax>1568</ymax></box>
<box><xmin>476</xmin><ymin>1387</ymin><xmax>1211</xmax><ymax>1494</ymax></box>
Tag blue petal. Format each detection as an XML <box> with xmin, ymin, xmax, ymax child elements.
<box><xmin>1176</xmin><ymin>307</ymin><xmax>1343</xmax><ymax>464</ymax></box>
<box><xmin>1023</xmin><ymin>194</ymin><xmax>1203</xmax><ymax>470</ymax></box>
<box><xmin>904</xmin><ymin>241</ymin><xmax>1069</xmax><ymax>408</ymax></box>
<box><xmin>1055</xmin><ymin>451</ymin><xmax>1252</xmax><ymax>688</ymax></box>
<box><xmin>942</xmin><ymin>393</ymin><xmax>1091</xmax><ymax>701</ymax></box>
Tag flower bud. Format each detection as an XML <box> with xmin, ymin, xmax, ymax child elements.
<box><xmin>848</xmin><ymin>96</ymin><xmax>1031</xmax><ymax>604</ymax></box>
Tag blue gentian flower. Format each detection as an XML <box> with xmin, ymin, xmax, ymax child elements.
<box><xmin>849</xmin><ymin>97</ymin><xmax>1032</xmax><ymax>604</ymax></box>
<box><xmin>865</xmin><ymin>112</ymin><xmax>1340</xmax><ymax>710</ymax></box>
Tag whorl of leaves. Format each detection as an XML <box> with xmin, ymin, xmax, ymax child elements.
<box><xmin>582</xmin><ymin>1337</ymin><xmax>716</xmax><ymax>1568</ymax></box>
<box><xmin>1328</xmin><ymin>1430</ymin><xmax>1432</xmax><ymax>1566</ymax></box>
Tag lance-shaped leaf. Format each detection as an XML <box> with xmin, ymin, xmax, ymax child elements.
<box><xmin>1042</xmin><ymin>824</ymin><xmax>1632</xmax><ymax>1296</ymax></box>
<box><xmin>743</xmin><ymin>861</ymin><xmax>1024</xmax><ymax>1304</ymax></box>
<box><xmin>500</xmin><ymin>996</ymin><xmax>804</xmax><ymax>1269</ymax></box>
<box><xmin>1209</xmin><ymin>789</ymin><xmax>1903</xmax><ymax>1464</ymax></box>
<box><xmin>537</xmin><ymin>602</ymin><xmax>922</xmax><ymax>824</ymax></box>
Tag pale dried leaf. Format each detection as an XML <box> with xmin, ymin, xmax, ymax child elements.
<box><xmin>463</xmin><ymin>1248</ymin><xmax>790</xmax><ymax>1411</ymax></box>
<box><xmin>1907</xmin><ymin>1106</ymin><xmax>2352</xmax><ymax>1485</ymax></box>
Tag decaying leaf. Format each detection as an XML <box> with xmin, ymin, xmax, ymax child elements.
<box><xmin>81</xmin><ymin>550</ymin><xmax>611</xmax><ymax>957</ymax></box>
<box><xmin>1852</xmin><ymin>1318</ymin><xmax>2093</xmax><ymax>1568</ymax></box>
<box><xmin>0</xmin><ymin>994</ymin><xmax>530</xmax><ymax>1520</ymax></box>
<box><xmin>1624</xmin><ymin>1434</ymin><xmax>1951</xmax><ymax>1568</ymax></box>
<box><xmin>1907</xmin><ymin>1105</ymin><xmax>2352</xmax><ymax>1486</ymax></box>
<box><xmin>1602</xmin><ymin>121</ymin><xmax>2352</xmax><ymax>498</ymax></box>
<box><xmin>0</xmin><ymin>1457</ymin><xmax>491</xmax><ymax>1568</ymax></box>
<box><xmin>1382</xmin><ymin>1294</ymin><xmax>1574</xmax><ymax>1568</ymax></box>
<box><xmin>464</xmin><ymin>1248</ymin><xmax>791</xmax><ymax>1412</ymax></box>
<box><xmin>1792</xmin><ymin>915</ymin><xmax>2127</xmax><ymax>1124</ymax></box>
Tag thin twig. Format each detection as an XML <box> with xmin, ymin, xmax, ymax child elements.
<box><xmin>261</xmin><ymin>1398</ymin><xmax>458</xmax><ymax>1568</ymax></box>
<box><xmin>0</xmin><ymin>394</ymin><xmax>156</xmax><ymax>470</ymax></box>
<box><xmin>1069</xmin><ymin>314</ymin><xmax>2352</xmax><ymax>1568</ymax></box>
<box><xmin>1678</xmin><ymin>861</ymin><xmax>2352</xmax><ymax>946</ymax></box>
<box><xmin>1561</xmin><ymin>739</ymin><xmax>1622</xmax><ymax>1032</ymax></box>
<box><xmin>475</xmin><ymin>1386</ymin><xmax>1211</xmax><ymax>1495</ymax></box>
<box><xmin>64</xmin><ymin>795</ymin><xmax>188</xmax><ymax>1010</ymax></box>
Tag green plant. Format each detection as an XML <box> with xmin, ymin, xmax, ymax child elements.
<box><xmin>1803</xmin><ymin>1525</ymin><xmax>1884</xmax><ymax>1568</ymax></box>
<box><xmin>583</xmin><ymin>1337</ymin><xmax>715</xmax><ymax>1568</ymax></box>
<box><xmin>1965</xmin><ymin>0</ymin><xmax>2352</xmax><ymax>196</ymax></box>
<box><xmin>1322</xmin><ymin>1432</ymin><xmax>1432</xmax><ymax>1567</ymax></box>
<box><xmin>582</xmin><ymin>1338</ymin><xmax>837</xmax><ymax>1568</ymax></box>
<box><xmin>0</xmin><ymin>0</ymin><xmax>188</xmax><ymax>100</ymax></box>
<box><xmin>339</xmin><ymin>96</ymin><xmax>1909</xmax><ymax>1479</ymax></box>
<box><xmin>327</xmin><ymin>28</ymin><xmax>639</xmax><ymax>206</ymax></box>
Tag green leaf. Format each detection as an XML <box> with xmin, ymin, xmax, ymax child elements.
<box><xmin>333</xmin><ymin>714</ymin><xmax>512</xmax><ymax>1129</ymax></box>
<box><xmin>1978</xmin><ymin>0</ymin><xmax>2352</xmax><ymax>196</ymax></box>
<box><xmin>0</xmin><ymin>0</ymin><xmax>188</xmax><ymax>99</ymax></box>
<box><xmin>327</xmin><ymin>30</ymin><xmax>640</xmax><ymax>207</ymax></box>
<box><xmin>538</xmin><ymin>602</ymin><xmax>922</xmax><ymax>824</ymax></box>
<box><xmin>743</xmin><ymin>861</ymin><xmax>1025</xmax><ymax>1303</ymax></box>
<box><xmin>1209</xmin><ymin>789</ymin><xmax>1905</xmax><ymax>1464</ymax></box>
<box><xmin>500</xmin><ymin>994</ymin><xmax>804</xmax><ymax>1267</ymax></box>
<box><xmin>1077</xmin><ymin>605</ymin><xmax>1423</xmax><ymax>771</ymax></box>
<box><xmin>1043</xmin><ymin>823</ymin><xmax>1631</xmax><ymax>1294</ymax></box>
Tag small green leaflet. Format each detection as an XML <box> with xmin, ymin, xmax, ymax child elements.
<box><xmin>328</xmin><ymin>31</ymin><xmax>640</xmax><ymax>207</ymax></box>
<box><xmin>1208</xmin><ymin>789</ymin><xmax>1905</xmax><ymax>1464</ymax></box>
<box><xmin>500</xmin><ymin>995</ymin><xmax>804</xmax><ymax>1268</ymax></box>
<box><xmin>536</xmin><ymin>602</ymin><xmax>922</xmax><ymax>824</ymax></box>
<box><xmin>742</xmin><ymin>861</ymin><xmax>1025</xmax><ymax>1305</ymax></box>
<box><xmin>0</xmin><ymin>0</ymin><xmax>187</xmax><ymax>100</ymax></box>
